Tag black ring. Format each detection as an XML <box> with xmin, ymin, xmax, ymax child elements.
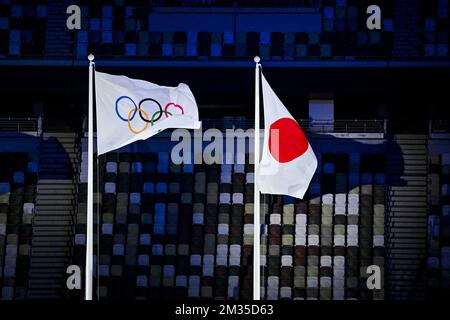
<box><xmin>138</xmin><ymin>98</ymin><xmax>163</xmax><ymax>123</ymax></box>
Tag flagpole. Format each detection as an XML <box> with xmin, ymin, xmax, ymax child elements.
<box><xmin>253</xmin><ymin>56</ymin><xmax>261</xmax><ymax>300</ymax></box>
<box><xmin>85</xmin><ymin>54</ymin><xmax>95</xmax><ymax>300</ymax></box>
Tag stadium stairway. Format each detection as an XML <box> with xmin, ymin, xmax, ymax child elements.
<box><xmin>28</xmin><ymin>133</ymin><xmax>79</xmax><ymax>299</ymax></box>
<box><xmin>45</xmin><ymin>0</ymin><xmax>74</xmax><ymax>57</ymax></box>
<box><xmin>386</xmin><ymin>134</ymin><xmax>428</xmax><ymax>300</ymax></box>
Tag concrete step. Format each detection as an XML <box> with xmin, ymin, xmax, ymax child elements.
<box><xmin>390</xmin><ymin>238</ymin><xmax>427</xmax><ymax>244</ymax></box>
<box><xmin>37</xmin><ymin>189</ymin><xmax>75</xmax><ymax>195</ymax></box>
<box><xmin>36</xmin><ymin>194</ymin><xmax>74</xmax><ymax>200</ymax></box>
<box><xmin>387</xmin><ymin>263</ymin><xmax>426</xmax><ymax>270</ymax></box>
<box><xmin>35</xmin><ymin>199</ymin><xmax>74</xmax><ymax>205</ymax></box>
<box><xmin>32</xmin><ymin>228</ymin><xmax>72</xmax><ymax>235</ymax></box>
<box><xmin>28</xmin><ymin>280</ymin><xmax>64</xmax><ymax>287</ymax></box>
<box><xmin>388</xmin><ymin>211</ymin><xmax>429</xmax><ymax>218</ymax></box>
<box><xmin>40</xmin><ymin>154</ymin><xmax>78</xmax><ymax>160</ymax></box>
<box><xmin>40</xmin><ymin>150</ymin><xmax>78</xmax><ymax>156</ymax></box>
<box><xmin>389</xmin><ymin>232</ymin><xmax>426</xmax><ymax>238</ymax></box>
<box><xmin>42</xmin><ymin>143</ymin><xmax>77</xmax><ymax>148</ymax></box>
<box><xmin>393</xmin><ymin>176</ymin><xmax>427</xmax><ymax>181</ymax></box>
<box><xmin>34</xmin><ymin>211</ymin><xmax>75</xmax><ymax>217</ymax></box>
<box><xmin>41</xmin><ymin>137</ymin><xmax>76</xmax><ymax>142</ymax></box>
<box><xmin>389</xmin><ymin>185</ymin><xmax>427</xmax><ymax>190</ymax></box>
<box><xmin>38</xmin><ymin>174</ymin><xmax>73</xmax><ymax>179</ymax></box>
<box><xmin>32</xmin><ymin>242</ymin><xmax>72</xmax><ymax>248</ymax></box>
<box><xmin>31</xmin><ymin>236</ymin><xmax>71</xmax><ymax>242</ymax></box>
<box><xmin>389</xmin><ymin>224</ymin><xmax>427</xmax><ymax>230</ymax></box>
<box><xmin>388</xmin><ymin>201</ymin><xmax>427</xmax><ymax>207</ymax></box>
<box><xmin>43</xmin><ymin>132</ymin><xmax>77</xmax><ymax>138</ymax></box>
<box><xmin>388</xmin><ymin>216</ymin><xmax>427</xmax><ymax>223</ymax></box>
<box><xmin>389</xmin><ymin>243</ymin><xmax>426</xmax><ymax>249</ymax></box>
<box><xmin>388</xmin><ymin>182</ymin><xmax>426</xmax><ymax>187</ymax></box>
<box><xmin>30</xmin><ymin>262</ymin><xmax>67</xmax><ymax>268</ymax></box>
<box><xmin>29</xmin><ymin>257</ymin><xmax>68</xmax><ymax>263</ymax></box>
<box><xmin>40</xmin><ymin>151</ymin><xmax>77</xmax><ymax>157</ymax></box>
<box><xmin>388</xmin><ymin>207</ymin><xmax>427</xmax><ymax>213</ymax></box>
<box><xmin>37</xmin><ymin>179</ymin><xmax>75</xmax><ymax>184</ymax></box>
<box><xmin>33</xmin><ymin>220</ymin><xmax>73</xmax><ymax>226</ymax></box>
<box><xmin>36</xmin><ymin>205</ymin><xmax>74</xmax><ymax>210</ymax></box>
<box><xmin>389</xmin><ymin>272</ymin><xmax>426</xmax><ymax>282</ymax></box>
<box><xmin>31</xmin><ymin>249</ymin><xmax>70</xmax><ymax>256</ymax></box>
<box><xmin>33</xmin><ymin>217</ymin><xmax>74</xmax><ymax>224</ymax></box>
<box><xmin>389</xmin><ymin>252</ymin><xmax>426</xmax><ymax>258</ymax></box>
<box><xmin>28</xmin><ymin>293</ymin><xmax>62</xmax><ymax>299</ymax></box>
<box><xmin>388</xmin><ymin>190</ymin><xmax>426</xmax><ymax>196</ymax></box>
<box><xmin>29</xmin><ymin>271</ymin><xmax>65</xmax><ymax>278</ymax></box>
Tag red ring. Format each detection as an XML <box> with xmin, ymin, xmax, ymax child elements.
<box><xmin>164</xmin><ymin>102</ymin><xmax>184</xmax><ymax>118</ymax></box>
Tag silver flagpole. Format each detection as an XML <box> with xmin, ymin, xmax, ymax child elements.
<box><xmin>85</xmin><ymin>54</ymin><xmax>95</xmax><ymax>300</ymax></box>
<box><xmin>253</xmin><ymin>56</ymin><xmax>261</xmax><ymax>300</ymax></box>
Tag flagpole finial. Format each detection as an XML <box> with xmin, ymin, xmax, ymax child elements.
<box><xmin>254</xmin><ymin>56</ymin><xmax>260</xmax><ymax>63</ymax></box>
<box><xmin>88</xmin><ymin>54</ymin><xmax>95</xmax><ymax>62</ymax></box>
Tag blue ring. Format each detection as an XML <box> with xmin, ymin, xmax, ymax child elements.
<box><xmin>115</xmin><ymin>96</ymin><xmax>137</xmax><ymax>122</ymax></box>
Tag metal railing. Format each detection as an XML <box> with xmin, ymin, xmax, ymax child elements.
<box><xmin>151</xmin><ymin>0</ymin><xmax>321</xmax><ymax>7</ymax></box>
<box><xmin>202</xmin><ymin>119</ymin><xmax>387</xmax><ymax>133</ymax></box>
<box><xmin>0</xmin><ymin>117</ymin><xmax>41</xmax><ymax>133</ymax></box>
<box><xmin>303</xmin><ymin>119</ymin><xmax>386</xmax><ymax>133</ymax></box>
<box><xmin>429</xmin><ymin>120</ymin><xmax>450</xmax><ymax>135</ymax></box>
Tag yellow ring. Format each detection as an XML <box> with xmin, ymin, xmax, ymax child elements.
<box><xmin>128</xmin><ymin>107</ymin><xmax>149</xmax><ymax>134</ymax></box>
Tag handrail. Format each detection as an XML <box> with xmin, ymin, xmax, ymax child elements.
<box><xmin>429</xmin><ymin>120</ymin><xmax>450</xmax><ymax>135</ymax></box>
<box><xmin>149</xmin><ymin>0</ymin><xmax>321</xmax><ymax>7</ymax></box>
<box><xmin>82</xmin><ymin>118</ymin><xmax>387</xmax><ymax>134</ymax></box>
<box><xmin>0</xmin><ymin>117</ymin><xmax>39</xmax><ymax>133</ymax></box>
<box><xmin>201</xmin><ymin>119</ymin><xmax>387</xmax><ymax>133</ymax></box>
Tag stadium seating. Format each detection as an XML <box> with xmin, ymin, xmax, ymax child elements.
<box><xmin>1</xmin><ymin>1</ymin><xmax>449</xmax><ymax>61</ymax></box>
<box><xmin>0</xmin><ymin>1</ymin><xmax>47</xmax><ymax>57</ymax></box>
<box><xmin>73</xmin><ymin>1</ymin><xmax>398</xmax><ymax>60</ymax></box>
<box><xmin>428</xmin><ymin>153</ymin><xmax>450</xmax><ymax>297</ymax></box>
<box><xmin>75</xmin><ymin>137</ymin><xmax>389</xmax><ymax>300</ymax></box>
<box><xmin>0</xmin><ymin>152</ymin><xmax>37</xmax><ymax>300</ymax></box>
<box><xmin>441</xmin><ymin>154</ymin><xmax>450</xmax><ymax>293</ymax></box>
<box><xmin>1</xmin><ymin>0</ymin><xmax>447</xmax><ymax>301</ymax></box>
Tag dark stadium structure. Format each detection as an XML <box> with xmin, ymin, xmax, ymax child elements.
<box><xmin>0</xmin><ymin>0</ymin><xmax>449</xmax><ymax>301</ymax></box>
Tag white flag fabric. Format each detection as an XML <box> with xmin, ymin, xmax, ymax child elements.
<box><xmin>256</xmin><ymin>72</ymin><xmax>317</xmax><ymax>199</ymax></box>
<box><xmin>95</xmin><ymin>71</ymin><xmax>201</xmax><ymax>155</ymax></box>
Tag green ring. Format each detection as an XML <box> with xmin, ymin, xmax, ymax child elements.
<box><xmin>150</xmin><ymin>110</ymin><xmax>172</xmax><ymax>126</ymax></box>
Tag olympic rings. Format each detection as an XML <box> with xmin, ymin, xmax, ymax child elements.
<box><xmin>128</xmin><ymin>107</ymin><xmax>149</xmax><ymax>135</ymax></box>
<box><xmin>114</xmin><ymin>95</ymin><xmax>187</xmax><ymax>135</ymax></box>
<box><xmin>139</xmin><ymin>98</ymin><xmax>163</xmax><ymax>123</ymax></box>
<box><xmin>164</xmin><ymin>102</ymin><xmax>184</xmax><ymax>118</ymax></box>
<box><xmin>116</xmin><ymin>96</ymin><xmax>137</xmax><ymax>122</ymax></box>
<box><xmin>151</xmin><ymin>110</ymin><xmax>172</xmax><ymax>126</ymax></box>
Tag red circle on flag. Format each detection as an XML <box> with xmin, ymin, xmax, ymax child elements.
<box><xmin>268</xmin><ymin>117</ymin><xmax>308</xmax><ymax>163</ymax></box>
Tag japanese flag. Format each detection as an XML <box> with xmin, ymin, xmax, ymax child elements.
<box><xmin>256</xmin><ymin>72</ymin><xmax>317</xmax><ymax>199</ymax></box>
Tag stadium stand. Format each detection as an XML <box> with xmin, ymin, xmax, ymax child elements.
<box><xmin>70</xmin><ymin>132</ymin><xmax>393</xmax><ymax>300</ymax></box>
<box><xmin>76</xmin><ymin>1</ymin><xmax>395</xmax><ymax>60</ymax></box>
<box><xmin>0</xmin><ymin>0</ymin><xmax>448</xmax><ymax>60</ymax></box>
<box><xmin>0</xmin><ymin>0</ymin><xmax>47</xmax><ymax>57</ymax></box>
<box><xmin>0</xmin><ymin>152</ymin><xmax>37</xmax><ymax>300</ymax></box>
<box><xmin>0</xmin><ymin>0</ymin><xmax>449</xmax><ymax>302</ymax></box>
<box><xmin>0</xmin><ymin>116</ymin><xmax>448</xmax><ymax>301</ymax></box>
<box><xmin>427</xmin><ymin>146</ymin><xmax>450</xmax><ymax>299</ymax></box>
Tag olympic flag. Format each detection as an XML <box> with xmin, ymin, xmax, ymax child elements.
<box><xmin>85</xmin><ymin>56</ymin><xmax>201</xmax><ymax>300</ymax></box>
<box><xmin>95</xmin><ymin>71</ymin><xmax>201</xmax><ymax>155</ymax></box>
